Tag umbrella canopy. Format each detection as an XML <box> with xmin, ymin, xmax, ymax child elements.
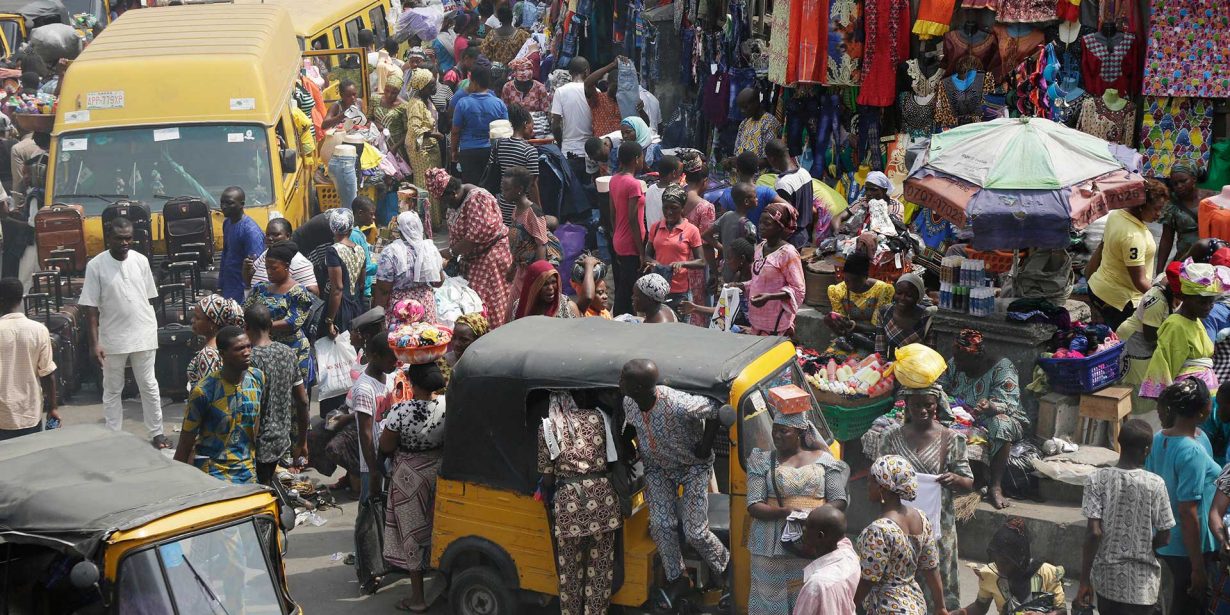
<box><xmin>904</xmin><ymin>118</ymin><xmax>1146</xmax><ymax>250</ymax></box>
<box><xmin>926</xmin><ymin>117</ymin><xmax>1125</xmax><ymax>190</ymax></box>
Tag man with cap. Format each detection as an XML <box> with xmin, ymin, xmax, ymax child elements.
<box><xmin>620</xmin><ymin>358</ymin><xmax>729</xmax><ymax>592</ymax></box>
<box><xmin>632</xmin><ymin>273</ymin><xmax>678</xmax><ymax>323</ymax></box>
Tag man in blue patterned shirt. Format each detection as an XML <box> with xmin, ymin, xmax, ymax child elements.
<box><xmin>174</xmin><ymin>325</ymin><xmax>266</xmax><ymax>484</ymax></box>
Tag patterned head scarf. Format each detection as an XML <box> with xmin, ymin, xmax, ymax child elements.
<box><xmin>425</xmin><ymin>167</ymin><xmax>453</xmax><ymax>198</ymax></box>
<box><xmin>328</xmin><ymin>207</ymin><xmax>354</xmax><ymax>235</ymax></box>
<box><xmin>621</xmin><ymin>116</ymin><xmax>652</xmax><ymax>148</ymax></box>
<box><xmin>196</xmin><ymin>294</ymin><xmax>244</xmax><ymax>329</ymax></box>
<box><xmin>548</xmin><ymin>69</ymin><xmax>571</xmax><ymax>91</ymax></box>
<box><xmin>1180</xmin><ymin>259</ymin><xmax>1230</xmax><ymax>296</ymax></box>
<box><xmin>1170</xmin><ymin>162</ymin><xmax>1198</xmax><ymax>179</ymax></box>
<box><xmin>773</xmin><ymin>411</ymin><xmax>811</xmax><ymax>429</ymax></box>
<box><xmin>955</xmin><ymin>328</ymin><xmax>985</xmax><ymax>355</ymax></box>
<box><xmin>385</xmin><ymin>72</ymin><xmax>404</xmax><ymax>90</ymax></box>
<box><xmin>761</xmin><ymin>202</ymin><xmax>798</xmax><ymax>235</ymax></box>
<box><xmin>508</xmin><ymin>57</ymin><xmax>534</xmax><ymax>83</ymax></box>
<box><xmin>661</xmin><ymin>183</ymin><xmax>687</xmax><ymax>207</ymax></box>
<box><xmin>865</xmin><ymin>171</ymin><xmax>893</xmax><ymax>191</ymax></box>
<box><xmin>409</xmin><ymin>68</ymin><xmax>433</xmax><ymax>92</ymax></box>
<box><xmin>678</xmin><ymin>149</ymin><xmax>704</xmax><ymax>173</ymax></box>
<box><xmin>453</xmin><ymin>312</ymin><xmax>490</xmax><ymax>337</ymax></box>
<box><xmin>635</xmin><ymin>273</ymin><xmax>670</xmax><ymax>303</ymax></box>
<box><xmin>871</xmin><ymin>455</ymin><xmax>918</xmax><ymax>501</ymax></box>
<box><xmin>900</xmin><ymin>383</ymin><xmax>952</xmax><ymax>423</ymax></box>
<box><xmin>406</xmin><ymin>47</ymin><xmax>427</xmax><ymax>62</ymax></box>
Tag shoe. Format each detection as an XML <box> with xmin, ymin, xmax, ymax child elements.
<box><xmin>151</xmin><ymin>434</ymin><xmax>173</xmax><ymax>449</ymax></box>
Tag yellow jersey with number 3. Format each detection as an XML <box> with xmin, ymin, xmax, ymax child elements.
<box><xmin>1090</xmin><ymin>210</ymin><xmax>1156</xmax><ymax>311</ymax></box>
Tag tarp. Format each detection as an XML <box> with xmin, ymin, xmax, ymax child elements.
<box><xmin>0</xmin><ymin>0</ymin><xmax>69</xmax><ymax>30</ymax></box>
<box><xmin>0</xmin><ymin>426</ymin><xmax>266</xmax><ymax>559</ymax></box>
<box><xmin>440</xmin><ymin>317</ymin><xmax>789</xmax><ymax>494</ymax></box>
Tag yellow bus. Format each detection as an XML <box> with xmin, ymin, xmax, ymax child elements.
<box><xmin>234</xmin><ymin>0</ymin><xmax>393</xmax><ymax>51</ymax></box>
<box><xmin>47</xmin><ymin>3</ymin><xmax>368</xmax><ymax>255</ymax></box>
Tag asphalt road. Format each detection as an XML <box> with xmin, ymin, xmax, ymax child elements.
<box><xmin>59</xmin><ymin>393</ymin><xmax>1000</xmax><ymax>614</ymax></box>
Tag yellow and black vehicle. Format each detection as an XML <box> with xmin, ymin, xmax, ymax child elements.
<box><xmin>434</xmin><ymin>317</ymin><xmax>842</xmax><ymax>614</ymax></box>
<box><xmin>0</xmin><ymin>426</ymin><xmax>300</xmax><ymax>614</ymax></box>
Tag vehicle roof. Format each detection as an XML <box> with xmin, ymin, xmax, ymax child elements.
<box><xmin>0</xmin><ymin>0</ymin><xmax>68</xmax><ymax>26</ymax></box>
<box><xmin>0</xmin><ymin>426</ymin><xmax>266</xmax><ymax>559</ymax></box>
<box><xmin>233</xmin><ymin>0</ymin><xmax>380</xmax><ymax>39</ymax></box>
<box><xmin>53</xmin><ymin>4</ymin><xmax>299</xmax><ymax>134</ymax></box>
<box><xmin>440</xmin><ymin>317</ymin><xmax>789</xmax><ymax>494</ymax></box>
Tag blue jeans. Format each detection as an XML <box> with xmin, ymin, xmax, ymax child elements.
<box><xmin>328</xmin><ymin>154</ymin><xmax>358</xmax><ymax>210</ymax></box>
<box><xmin>616</xmin><ymin>57</ymin><xmax>640</xmax><ymax>120</ymax></box>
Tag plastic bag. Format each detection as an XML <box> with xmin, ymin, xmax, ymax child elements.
<box><xmin>28</xmin><ymin>24</ymin><xmax>82</xmax><ymax>72</ymax></box>
<box><xmin>315</xmin><ymin>331</ymin><xmax>357</xmax><ymax>401</ymax></box>
<box><xmin>434</xmin><ymin>276</ymin><xmax>484</xmax><ymax>328</ymax></box>
<box><xmin>894</xmin><ymin>343</ymin><xmax>947</xmax><ymax>389</ymax></box>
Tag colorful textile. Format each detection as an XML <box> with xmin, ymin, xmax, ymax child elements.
<box><xmin>245</xmin><ymin>283</ymin><xmax>315</xmax><ymax>386</ymax></box>
<box><xmin>448</xmin><ymin>187</ymin><xmax>513</xmax><ymax>328</ymax></box>
<box><xmin>827</xmin><ymin>280</ymin><xmax>896</xmax><ymax>326</ymax></box>
<box><xmin>644</xmin><ymin>463</ymin><xmax>729</xmax><ymax>581</ymax></box>
<box><xmin>746</xmin><ymin>449</ymin><xmax>849</xmax><ymax>558</ymax></box>
<box><xmin>913</xmin><ymin>0</ymin><xmax>956</xmax><ymax>39</ymax></box>
<box><xmin>383</xmin><ymin>449</ymin><xmax>442</xmax><ymax>571</ymax></box>
<box><xmin>501</xmin><ymin>79</ymin><xmax>551</xmax><ymax>112</ymax></box>
<box><xmin>1180</xmin><ymin>259</ymin><xmax>1230</xmax><ymax>296</ymax></box>
<box><xmin>623</xmin><ymin>385</ymin><xmax>720</xmax><ymax>469</ymax></box>
<box><xmin>939</xmin><ymin>357</ymin><xmax>1026</xmax><ymax>432</ymax></box>
<box><xmin>857</xmin><ymin>0</ymin><xmax>911</xmax><ymax>107</ymax></box>
<box><xmin>823</xmin><ymin>0</ymin><xmax>863</xmax><ymax>86</ymax></box>
<box><xmin>556</xmin><ymin>531</ymin><xmax>616</xmax><ymax>615</ymax></box>
<box><xmin>537</xmin><ymin>406</ymin><xmax>622</xmax><ymax>537</ymax></box>
<box><xmin>250</xmin><ymin>342</ymin><xmax>302</xmax><ymax>464</ymax></box>
<box><xmin>871</xmin><ymin>454</ymin><xmax>919</xmax><ymax>500</ymax></box>
<box><xmin>750</xmin><ymin>553</ymin><xmax>810</xmax><ymax>615</ymax></box>
<box><xmin>1081</xmin><ymin>466</ymin><xmax>1176</xmax><ymax>606</ymax></box>
<box><xmin>748</xmin><ymin>242</ymin><xmax>805</xmax><ymax>336</ymax></box>
<box><xmin>1138</xmin><ymin>97</ymin><xmax>1214</xmax><ymax>178</ymax></box>
<box><xmin>856</xmin><ymin>514</ymin><xmax>938</xmax><ymax>615</ymax></box>
<box><xmin>997</xmin><ymin>0</ymin><xmax>1056</xmax><ymax>23</ymax></box>
<box><xmin>876</xmin><ymin>425</ymin><xmax>972</xmax><ymax>610</ymax></box>
<box><xmin>1142</xmin><ymin>0</ymin><xmax>1230</xmax><ymax>98</ymax></box>
<box><xmin>590</xmin><ymin>94</ymin><xmax>622</xmax><ymax>138</ymax></box>
<box><xmin>734</xmin><ymin>113</ymin><xmax>783</xmax><ymax>157</ymax></box>
<box><xmin>970</xmin><ymin>562</ymin><xmax>1067</xmax><ymax>611</ymax></box>
<box><xmin>1075</xmin><ymin>96</ymin><xmax>1136</xmax><ymax>145</ymax></box>
<box><xmin>184</xmin><ymin>368</ymin><xmax>265</xmax><ymax>484</ymax></box>
<box><xmin>1139</xmin><ymin>313</ymin><xmax>1216</xmax><ymax>399</ymax></box>
<box><xmin>1081</xmin><ymin>31</ymin><xmax>1139</xmax><ymax>96</ymax></box>
<box><xmin>187</xmin><ymin>346</ymin><xmax>222</xmax><ymax>390</ymax></box>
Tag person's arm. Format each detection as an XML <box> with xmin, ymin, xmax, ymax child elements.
<box><xmin>40</xmin><ymin>373</ymin><xmax>57</xmax><ymax>420</ymax></box>
<box><xmin>628</xmin><ymin>193</ymin><xmax>645</xmax><ymax>260</ymax></box>
<box><xmin>1157</xmin><ymin>223</ymin><xmax>1175</xmax><ymax>272</ymax></box>
<box><xmin>575</xmin><ymin>255</ymin><xmax>599</xmax><ymax>314</ymax></box>
<box><xmin>673</xmin><ymin>245</ymin><xmax>706</xmax><ymax>271</ymax></box>
<box><xmin>357</xmin><ymin>411</ymin><xmax>380</xmax><ymax>478</ymax></box>
<box><xmin>378</xmin><ymin>422</ymin><xmax>399</xmax><ymax>455</ymax></box>
<box><xmin>746</xmin><ymin>455</ymin><xmax>793</xmax><ymax>520</ymax></box>
<box><xmin>321</xmin><ymin>102</ymin><xmax>345</xmax><ymax>130</ymax></box>
<box><xmin>583</xmin><ymin>59</ymin><xmax>619</xmax><ymax>98</ymax></box>
<box><xmin>1126</xmin><ymin>264</ymin><xmax>1152</xmax><ymax>294</ymax></box>
<box><xmin>550</xmin><ymin>113</ymin><xmax>563</xmax><ymax>145</ymax></box>
<box><xmin>922</xmin><ymin>567</ymin><xmax>949</xmax><ymax>615</ymax></box>
<box><xmin>1179</xmin><ymin>500</ymin><xmax>1209</xmax><ymax>597</ymax></box>
<box><xmin>1213</xmin><ymin>490</ymin><xmax>1230</xmax><ymax>554</ymax></box>
<box><xmin>86</xmin><ymin>306</ymin><xmax>103</xmax><ymax>365</ymax></box>
<box><xmin>1083</xmin><ymin>242</ymin><xmax>1103</xmax><ymax>279</ymax></box>
<box><xmin>326</xmin><ymin>264</ymin><xmax>343</xmax><ymax>338</ymax></box>
<box><xmin>292</xmin><ymin>382</ymin><xmax>309</xmax><ymax>460</ymax></box>
<box><xmin>1075</xmin><ymin>518</ymin><xmax>1102</xmax><ymax>608</ymax></box>
<box><xmin>450</xmin><ymin>122</ymin><xmax>462</xmax><ymax>163</ymax></box>
<box><xmin>173</xmin><ymin>390</ymin><xmax>203</xmax><ymax>465</ymax></box>
<box><xmin>372</xmin><ymin>279</ymin><xmax>393</xmax><ymax>309</ymax></box>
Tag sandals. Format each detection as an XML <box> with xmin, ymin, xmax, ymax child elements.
<box><xmin>151</xmin><ymin>434</ymin><xmax>173</xmax><ymax>450</ymax></box>
<box><xmin>394</xmin><ymin>598</ymin><xmax>430</xmax><ymax>613</ymax></box>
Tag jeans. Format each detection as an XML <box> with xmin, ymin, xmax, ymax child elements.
<box><xmin>457</xmin><ymin>147</ymin><xmax>491</xmax><ymax>186</ymax></box>
<box><xmin>101</xmin><ymin>349</ymin><xmax>163</xmax><ymax>436</ymax></box>
<box><xmin>616</xmin><ymin>57</ymin><xmax>640</xmax><ymax>120</ymax></box>
<box><xmin>328</xmin><ymin>154</ymin><xmax>358</xmax><ymax>210</ymax></box>
<box><xmin>0</xmin><ymin>421</ymin><xmax>42</xmax><ymax>441</ymax></box>
<box><xmin>1096</xmin><ymin>594</ymin><xmax>1157</xmax><ymax>615</ymax></box>
<box><xmin>613</xmin><ymin>254</ymin><xmax>641</xmax><ymax>317</ymax></box>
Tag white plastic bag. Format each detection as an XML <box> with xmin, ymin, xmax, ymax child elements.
<box><xmin>709</xmin><ymin>286</ymin><xmax>742</xmax><ymax>332</ymax></box>
<box><xmin>314</xmin><ymin>331</ymin><xmax>357</xmax><ymax>401</ymax></box>
<box><xmin>435</xmin><ymin>276</ymin><xmax>484</xmax><ymax>328</ymax></box>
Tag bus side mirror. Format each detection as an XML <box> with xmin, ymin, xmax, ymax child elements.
<box><xmin>280</xmin><ymin>501</ymin><xmax>296</xmax><ymax>532</ymax></box>
<box><xmin>280</xmin><ymin>148</ymin><xmax>298</xmax><ymax>172</ymax></box>
<box><xmin>718</xmin><ymin>404</ymin><xmax>736</xmax><ymax>428</ymax></box>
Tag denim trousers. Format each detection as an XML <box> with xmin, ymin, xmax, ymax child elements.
<box><xmin>616</xmin><ymin>57</ymin><xmax>641</xmax><ymax>120</ymax></box>
<box><xmin>329</xmin><ymin>154</ymin><xmax>358</xmax><ymax>210</ymax></box>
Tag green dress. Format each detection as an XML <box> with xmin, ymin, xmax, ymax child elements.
<box><xmin>939</xmin><ymin>357</ymin><xmax>1026</xmax><ymax>455</ymax></box>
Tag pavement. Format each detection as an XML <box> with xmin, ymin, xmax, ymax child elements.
<box><xmin>55</xmin><ymin>393</ymin><xmax>1068</xmax><ymax>613</ymax></box>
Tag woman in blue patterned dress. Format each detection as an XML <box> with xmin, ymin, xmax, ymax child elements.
<box><xmin>245</xmin><ymin>242</ymin><xmax>315</xmax><ymax>387</ymax></box>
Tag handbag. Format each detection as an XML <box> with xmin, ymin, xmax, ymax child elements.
<box><xmin>771</xmin><ymin>452</ymin><xmax>815</xmax><ymax>559</ymax></box>
<box><xmin>479</xmin><ymin>139</ymin><xmax>504</xmax><ymax>195</ymax></box>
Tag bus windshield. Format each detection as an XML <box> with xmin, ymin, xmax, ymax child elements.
<box><xmin>62</xmin><ymin>0</ymin><xmax>106</xmax><ymax>25</ymax></box>
<box><xmin>52</xmin><ymin>124</ymin><xmax>274</xmax><ymax>215</ymax></box>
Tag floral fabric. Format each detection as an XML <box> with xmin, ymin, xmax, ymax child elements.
<box><xmin>245</xmin><ymin>283</ymin><xmax>315</xmax><ymax>386</ymax></box>
<box><xmin>856</xmin><ymin>515</ymin><xmax>939</xmax><ymax>615</ymax></box>
<box><xmin>1142</xmin><ymin>0</ymin><xmax>1230</xmax><ymax>98</ymax></box>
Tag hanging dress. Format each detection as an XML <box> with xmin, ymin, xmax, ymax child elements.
<box><xmin>856</xmin><ymin>0</ymin><xmax>911</xmax><ymax>107</ymax></box>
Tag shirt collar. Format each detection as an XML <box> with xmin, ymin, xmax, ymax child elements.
<box><xmin>1</xmin><ymin>312</ymin><xmax>27</xmax><ymax>320</ymax></box>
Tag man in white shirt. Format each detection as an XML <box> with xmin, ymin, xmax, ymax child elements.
<box><xmin>550</xmin><ymin>57</ymin><xmax>594</xmax><ymax>163</ymax></box>
<box><xmin>638</xmin><ymin>85</ymin><xmax>662</xmax><ymax>133</ymax></box>
<box><xmin>0</xmin><ymin>277</ymin><xmax>56</xmax><ymax>440</ymax></box>
<box><xmin>80</xmin><ymin>217</ymin><xmax>168</xmax><ymax>448</ymax></box>
<box><xmin>793</xmin><ymin>506</ymin><xmax>859</xmax><ymax>615</ymax></box>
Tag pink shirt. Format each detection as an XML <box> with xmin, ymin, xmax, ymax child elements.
<box><xmin>609</xmin><ymin>173</ymin><xmax>646</xmax><ymax>257</ymax></box>
<box><xmin>649</xmin><ymin>219</ymin><xmax>702</xmax><ymax>293</ymax></box>
<box><xmin>793</xmin><ymin>538</ymin><xmax>860</xmax><ymax>615</ymax></box>
<box><xmin>748</xmin><ymin>241</ymin><xmax>805</xmax><ymax>335</ymax></box>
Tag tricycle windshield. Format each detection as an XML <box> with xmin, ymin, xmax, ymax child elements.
<box><xmin>52</xmin><ymin>124</ymin><xmax>274</xmax><ymax>214</ymax></box>
<box><xmin>739</xmin><ymin>361</ymin><xmax>835</xmax><ymax>467</ymax></box>
<box><xmin>117</xmin><ymin>519</ymin><xmax>282</xmax><ymax>615</ymax></box>
<box><xmin>62</xmin><ymin>0</ymin><xmax>105</xmax><ymax>24</ymax></box>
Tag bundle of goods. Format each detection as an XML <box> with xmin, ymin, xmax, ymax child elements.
<box><xmin>804</xmin><ymin>353</ymin><xmax>895</xmax><ymax>400</ymax></box>
<box><xmin>1037</xmin><ymin>323</ymin><xmax>1124</xmax><ymax>394</ymax></box>
<box><xmin>388</xmin><ymin>321</ymin><xmax>452</xmax><ymax>364</ymax></box>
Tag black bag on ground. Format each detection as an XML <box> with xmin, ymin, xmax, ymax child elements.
<box><xmin>101</xmin><ymin>200</ymin><xmax>152</xmax><ymax>256</ymax></box>
<box><xmin>163</xmin><ymin>196</ymin><xmax>214</xmax><ymax>268</ymax></box>
<box><xmin>156</xmin><ymin>322</ymin><xmax>196</xmax><ymax>402</ymax></box>
<box><xmin>354</xmin><ymin>493</ymin><xmax>389</xmax><ymax>587</ymax></box>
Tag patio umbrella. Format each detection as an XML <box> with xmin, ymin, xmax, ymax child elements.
<box><xmin>903</xmin><ymin>117</ymin><xmax>1146</xmax><ymax>250</ymax></box>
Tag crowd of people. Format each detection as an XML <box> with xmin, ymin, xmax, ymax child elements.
<box><xmin>4</xmin><ymin>3</ymin><xmax>1230</xmax><ymax>615</ymax></box>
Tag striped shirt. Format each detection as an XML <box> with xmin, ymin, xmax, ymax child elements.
<box><xmin>487</xmin><ymin>138</ymin><xmax>540</xmax><ymax>214</ymax></box>
<box><xmin>250</xmin><ymin>249</ymin><xmax>319</xmax><ymax>291</ymax></box>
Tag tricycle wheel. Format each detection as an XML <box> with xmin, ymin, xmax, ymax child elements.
<box><xmin>449</xmin><ymin>566</ymin><xmax>518</xmax><ymax>615</ymax></box>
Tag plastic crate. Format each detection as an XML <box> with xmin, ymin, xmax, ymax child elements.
<box><xmin>964</xmin><ymin>249</ymin><xmax>1016</xmax><ymax>274</ymax></box>
<box><xmin>316</xmin><ymin>183</ymin><xmax>380</xmax><ymax>211</ymax></box>
<box><xmin>819</xmin><ymin>395</ymin><xmax>896</xmax><ymax>441</ymax></box>
<box><xmin>1037</xmin><ymin>343</ymin><xmax>1126</xmax><ymax>394</ymax></box>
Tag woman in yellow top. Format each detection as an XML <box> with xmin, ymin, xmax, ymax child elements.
<box><xmin>1139</xmin><ymin>260</ymin><xmax>1227</xmax><ymax>410</ymax></box>
<box><xmin>1085</xmin><ymin>179</ymin><xmax>1168</xmax><ymax>330</ymax></box>
<box><xmin>403</xmin><ymin>68</ymin><xmax>448</xmax><ymax>228</ymax></box>
<box><xmin>956</xmin><ymin>518</ymin><xmax>1065</xmax><ymax>615</ymax></box>
<box><xmin>825</xmin><ymin>251</ymin><xmax>896</xmax><ymax>355</ymax></box>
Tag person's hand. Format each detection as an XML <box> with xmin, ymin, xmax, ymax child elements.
<box><xmin>933</xmin><ymin>608</ymin><xmax>949</xmax><ymax>615</ymax></box>
<box><xmin>1190</xmin><ymin>565</ymin><xmax>1209</xmax><ymax>599</ymax></box>
<box><xmin>750</xmin><ymin>293</ymin><xmax>772</xmax><ymax>307</ymax></box>
<box><xmin>47</xmin><ymin>407</ymin><xmax>61</xmax><ymax>422</ymax></box>
<box><xmin>582</xmin><ymin>254</ymin><xmax>600</xmax><ymax>268</ymax></box>
<box><xmin>935</xmin><ymin>473</ymin><xmax>960</xmax><ymax>489</ymax></box>
<box><xmin>242</xmin><ymin>256</ymin><xmax>254</xmax><ymax>278</ymax></box>
<box><xmin>1074</xmin><ymin>583</ymin><xmax>1094</xmax><ymax>608</ymax></box>
<box><xmin>724</xmin><ymin>281</ymin><xmax>747</xmax><ymax>291</ymax></box>
<box><xmin>431</xmin><ymin>132</ymin><xmax>447</xmax><ymax>143</ymax></box>
<box><xmin>327</xmin><ymin>323</ymin><xmax>339</xmax><ymax>339</ymax></box>
<box><xmin>679</xmin><ymin>300</ymin><xmax>697</xmax><ymax>316</ymax></box>
<box><xmin>640</xmin><ymin>258</ymin><xmax>659</xmax><ymax>273</ymax></box>
<box><xmin>293</xmin><ymin>442</ymin><xmax>308</xmax><ymax>463</ymax></box>
<box><xmin>669</xmin><ymin>261</ymin><xmax>682</xmax><ymax>272</ymax></box>
<box><xmin>93</xmin><ymin>347</ymin><xmax>106</xmax><ymax>366</ymax></box>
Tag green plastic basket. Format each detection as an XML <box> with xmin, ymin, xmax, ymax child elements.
<box><xmin>820</xmin><ymin>395</ymin><xmax>895</xmax><ymax>441</ymax></box>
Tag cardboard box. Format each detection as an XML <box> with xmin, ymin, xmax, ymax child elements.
<box><xmin>768</xmin><ymin>384</ymin><xmax>812</xmax><ymax>415</ymax></box>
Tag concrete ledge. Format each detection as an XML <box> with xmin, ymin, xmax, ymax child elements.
<box><xmin>957</xmin><ymin>499</ymin><xmax>1086</xmax><ymax>573</ymax></box>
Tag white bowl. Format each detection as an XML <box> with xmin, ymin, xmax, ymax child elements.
<box><xmin>595</xmin><ymin>176</ymin><xmax>612</xmax><ymax>193</ymax></box>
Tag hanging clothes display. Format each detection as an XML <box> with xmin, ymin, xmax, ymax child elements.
<box><xmin>996</xmin><ymin>0</ymin><xmax>1057</xmax><ymax>23</ymax></box>
<box><xmin>857</xmin><ymin>0</ymin><xmax>911</xmax><ymax>107</ymax></box>
<box><xmin>766</xmin><ymin>0</ymin><xmax>793</xmax><ymax>85</ymax></box>
<box><xmin>914</xmin><ymin>0</ymin><xmax>958</xmax><ymax>39</ymax></box>
<box><xmin>906</xmin><ymin>58</ymin><xmax>944</xmax><ymax>97</ymax></box>
<box><xmin>1080</xmin><ymin>30</ymin><xmax>1138</xmax><ymax>96</ymax></box>
<box><xmin>993</xmin><ymin>24</ymin><xmax>1044</xmax><ymax>83</ymax></box>
<box><xmin>961</xmin><ymin>0</ymin><xmax>997</xmax><ymax>9</ymax></box>
<box><xmin>942</xmin><ymin>28</ymin><xmax>1001</xmax><ymax>77</ymax></box>
<box><xmin>1142</xmin><ymin>0</ymin><xmax>1230</xmax><ymax>98</ymax></box>
<box><xmin>934</xmin><ymin>70</ymin><xmax>991</xmax><ymax>130</ymax></box>
<box><xmin>794</xmin><ymin>0</ymin><xmax>830</xmax><ymax>83</ymax></box>
<box><xmin>1137</xmin><ymin>97</ymin><xmax>1215</xmax><ymax>178</ymax></box>
<box><xmin>1075</xmin><ymin>95</ymin><xmax>1136</xmax><ymax>144</ymax></box>
<box><xmin>898</xmin><ymin>91</ymin><xmax>937</xmax><ymax>139</ymax></box>
<box><xmin>823</xmin><ymin>0</ymin><xmax>863</xmax><ymax>86</ymax></box>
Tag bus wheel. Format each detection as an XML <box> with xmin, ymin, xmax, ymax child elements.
<box><xmin>449</xmin><ymin>566</ymin><xmax>518</xmax><ymax>615</ymax></box>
